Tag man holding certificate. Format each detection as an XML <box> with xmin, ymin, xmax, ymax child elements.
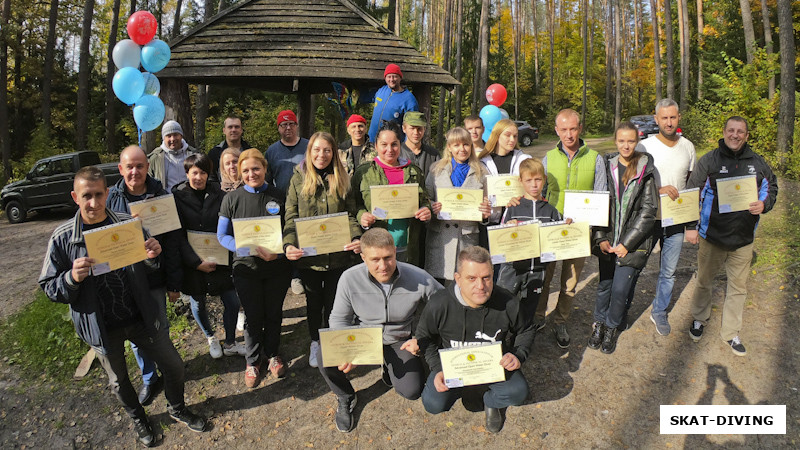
<box><xmin>316</xmin><ymin>229</ymin><xmax>442</xmax><ymax>433</ymax></box>
<box><xmin>685</xmin><ymin>116</ymin><xmax>778</xmax><ymax>356</ymax></box>
<box><xmin>418</xmin><ymin>246</ymin><xmax>534</xmax><ymax>434</ymax></box>
<box><xmin>39</xmin><ymin>167</ymin><xmax>207</xmax><ymax>447</ymax></box>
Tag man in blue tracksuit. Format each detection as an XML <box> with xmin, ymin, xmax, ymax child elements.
<box><xmin>367</xmin><ymin>63</ymin><xmax>419</xmax><ymax>143</ymax></box>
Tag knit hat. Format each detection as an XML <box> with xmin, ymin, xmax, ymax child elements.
<box><xmin>384</xmin><ymin>63</ymin><xmax>403</xmax><ymax>78</ymax></box>
<box><xmin>346</xmin><ymin>114</ymin><xmax>367</xmax><ymax>128</ymax></box>
<box><xmin>161</xmin><ymin>120</ymin><xmax>183</xmax><ymax>138</ymax></box>
<box><xmin>277</xmin><ymin>110</ymin><xmax>298</xmax><ymax>127</ymax></box>
<box><xmin>403</xmin><ymin>111</ymin><xmax>426</xmax><ymax>127</ymax></box>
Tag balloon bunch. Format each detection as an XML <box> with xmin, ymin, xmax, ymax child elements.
<box><xmin>111</xmin><ymin>11</ymin><xmax>171</xmax><ymax>133</ymax></box>
<box><xmin>479</xmin><ymin>83</ymin><xmax>510</xmax><ymax>142</ymax></box>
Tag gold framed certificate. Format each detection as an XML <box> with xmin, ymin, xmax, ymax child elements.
<box><xmin>539</xmin><ymin>221</ymin><xmax>591</xmax><ymax>262</ymax></box>
<box><xmin>128</xmin><ymin>194</ymin><xmax>181</xmax><ymax>236</ymax></box>
<box><xmin>295</xmin><ymin>212</ymin><xmax>352</xmax><ymax>256</ymax></box>
<box><xmin>232</xmin><ymin>215</ymin><xmax>283</xmax><ymax>256</ymax></box>
<box><xmin>660</xmin><ymin>188</ymin><xmax>700</xmax><ymax>227</ymax></box>
<box><xmin>717</xmin><ymin>175</ymin><xmax>757</xmax><ymax>214</ymax></box>
<box><xmin>83</xmin><ymin>218</ymin><xmax>148</xmax><ymax>275</ymax></box>
<box><xmin>486</xmin><ymin>175</ymin><xmax>524</xmax><ymax>207</ymax></box>
<box><xmin>439</xmin><ymin>342</ymin><xmax>505</xmax><ymax>388</ymax></box>
<box><xmin>319</xmin><ymin>326</ymin><xmax>384</xmax><ymax>367</ymax></box>
<box><xmin>563</xmin><ymin>190</ymin><xmax>610</xmax><ymax>227</ymax></box>
<box><xmin>186</xmin><ymin>231</ymin><xmax>229</xmax><ymax>265</ymax></box>
<box><xmin>370</xmin><ymin>183</ymin><xmax>419</xmax><ymax>219</ymax></box>
<box><xmin>437</xmin><ymin>187</ymin><xmax>483</xmax><ymax>221</ymax></box>
<box><xmin>487</xmin><ymin>220</ymin><xmax>541</xmax><ymax>264</ymax></box>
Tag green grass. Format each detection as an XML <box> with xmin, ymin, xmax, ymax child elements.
<box><xmin>751</xmin><ymin>187</ymin><xmax>800</xmax><ymax>270</ymax></box>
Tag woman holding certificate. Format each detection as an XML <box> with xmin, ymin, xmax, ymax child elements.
<box><xmin>589</xmin><ymin>122</ymin><xmax>657</xmax><ymax>354</ymax></box>
<box><xmin>353</xmin><ymin>122</ymin><xmax>431</xmax><ymax>265</ymax></box>
<box><xmin>478</xmin><ymin>119</ymin><xmax>531</xmax><ymax>222</ymax></box>
<box><xmin>283</xmin><ymin>132</ymin><xmax>363</xmax><ymax>369</ymax></box>
<box><xmin>425</xmin><ymin>127</ymin><xmax>491</xmax><ymax>284</ymax></box>
<box><xmin>217</xmin><ymin>149</ymin><xmax>292</xmax><ymax>388</ymax></box>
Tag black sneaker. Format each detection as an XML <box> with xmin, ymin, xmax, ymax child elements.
<box><xmin>587</xmin><ymin>322</ymin><xmax>604</xmax><ymax>350</ymax></box>
<box><xmin>335</xmin><ymin>394</ymin><xmax>357</xmax><ymax>432</ymax></box>
<box><xmin>726</xmin><ymin>336</ymin><xmax>747</xmax><ymax>356</ymax></box>
<box><xmin>601</xmin><ymin>327</ymin><xmax>618</xmax><ymax>354</ymax></box>
<box><xmin>553</xmin><ymin>323</ymin><xmax>570</xmax><ymax>348</ymax></box>
<box><xmin>689</xmin><ymin>320</ymin><xmax>704</xmax><ymax>342</ymax></box>
<box><xmin>618</xmin><ymin>314</ymin><xmax>630</xmax><ymax>332</ymax></box>
<box><xmin>485</xmin><ymin>406</ymin><xmax>507</xmax><ymax>433</ymax></box>
<box><xmin>133</xmin><ymin>416</ymin><xmax>156</xmax><ymax>447</ymax></box>
<box><xmin>137</xmin><ymin>376</ymin><xmax>163</xmax><ymax>406</ymax></box>
<box><xmin>169</xmin><ymin>407</ymin><xmax>207</xmax><ymax>432</ymax></box>
<box><xmin>381</xmin><ymin>365</ymin><xmax>393</xmax><ymax>387</ymax></box>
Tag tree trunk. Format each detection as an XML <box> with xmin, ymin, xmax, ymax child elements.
<box><xmin>678</xmin><ymin>0</ymin><xmax>689</xmax><ymax>110</ymax></box>
<box><xmin>478</xmin><ymin>0</ymin><xmax>490</xmax><ymax>109</ymax></box>
<box><xmin>582</xmin><ymin>0</ymin><xmax>588</xmax><ymax>125</ymax></box>
<box><xmin>454</xmin><ymin>0</ymin><xmax>463</xmax><ymax>125</ymax></box>
<box><xmin>75</xmin><ymin>0</ymin><xmax>95</xmax><ymax>151</ymax></box>
<box><xmin>40</xmin><ymin>0</ymin><xmax>59</xmax><ymax>139</ymax></box>
<box><xmin>759</xmin><ymin>0</ymin><xmax>774</xmax><ymax>98</ymax></box>
<box><xmin>776</xmin><ymin>0</ymin><xmax>795</xmax><ymax>167</ymax></box>
<box><xmin>157</xmin><ymin>0</ymin><xmax>163</xmax><ymax>38</ymax></box>
<box><xmin>512</xmin><ymin>0</ymin><xmax>519</xmax><ymax>119</ymax></box>
<box><xmin>395</xmin><ymin>0</ymin><xmax>401</xmax><ymax>36</ymax></box>
<box><xmin>387</xmin><ymin>0</ymin><xmax>396</xmax><ymax>33</ymax></box>
<box><xmin>663</xmin><ymin>0</ymin><xmax>675</xmax><ymax>99</ymax></box>
<box><xmin>739</xmin><ymin>0</ymin><xmax>755</xmax><ymax>64</ymax></box>
<box><xmin>604</xmin><ymin>0</ymin><xmax>612</xmax><ymax>122</ymax></box>
<box><xmin>172</xmin><ymin>0</ymin><xmax>184</xmax><ymax>38</ymax></box>
<box><xmin>129</xmin><ymin>0</ymin><xmax>136</xmax><ymax>15</ymax></box>
<box><xmin>649</xmin><ymin>0</ymin><xmax>662</xmax><ymax>102</ymax></box>
<box><xmin>162</xmin><ymin>78</ymin><xmax>193</xmax><ymax>143</ymax></box>
<box><xmin>696</xmin><ymin>0</ymin><xmax>703</xmax><ymax>100</ymax></box>
<box><xmin>0</xmin><ymin>0</ymin><xmax>10</xmax><ymax>180</ymax></box>
<box><xmin>614</xmin><ymin>0</ymin><xmax>621</xmax><ymax>127</ymax></box>
<box><xmin>548</xmin><ymin>0</ymin><xmax>554</xmax><ymax>109</ymax></box>
<box><xmin>532</xmin><ymin>0</ymin><xmax>539</xmax><ymax>93</ymax></box>
<box><xmin>437</xmin><ymin>0</ymin><xmax>452</xmax><ymax>149</ymax></box>
<box><xmin>106</xmin><ymin>0</ymin><xmax>121</xmax><ymax>154</ymax></box>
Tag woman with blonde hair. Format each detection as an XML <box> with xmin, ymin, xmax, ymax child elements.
<box><xmin>283</xmin><ymin>132</ymin><xmax>362</xmax><ymax>368</ymax></box>
<box><xmin>479</xmin><ymin>119</ymin><xmax>531</xmax><ymax>222</ymax></box>
<box><xmin>425</xmin><ymin>127</ymin><xmax>491</xmax><ymax>283</ymax></box>
<box><xmin>219</xmin><ymin>148</ymin><xmax>243</xmax><ymax>192</ymax></box>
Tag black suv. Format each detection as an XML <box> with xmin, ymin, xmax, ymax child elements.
<box><xmin>514</xmin><ymin>120</ymin><xmax>540</xmax><ymax>147</ymax></box>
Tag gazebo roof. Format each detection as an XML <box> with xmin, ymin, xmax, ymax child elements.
<box><xmin>160</xmin><ymin>0</ymin><xmax>458</xmax><ymax>91</ymax></box>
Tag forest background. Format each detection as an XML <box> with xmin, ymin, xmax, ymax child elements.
<box><xmin>0</xmin><ymin>0</ymin><xmax>797</xmax><ymax>187</ymax></box>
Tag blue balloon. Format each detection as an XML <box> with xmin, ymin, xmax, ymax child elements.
<box><xmin>141</xmin><ymin>39</ymin><xmax>171</xmax><ymax>73</ymax></box>
<box><xmin>482</xmin><ymin>128</ymin><xmax>492</xmax><ymax>143</ymax></box>
<box><xmin>133</xmin><ymin>95</ymin><xmax>165</xmax><ymax>132</ymax></box>
<box><xmin>112</xmin><ymin>67</ymin><xmax>145</xmax><ymax>105</ymax></box>
<box><xmin>479</xmin><ymin>104</ymin><xmax>502</xmax><ymax>135</ymax></box>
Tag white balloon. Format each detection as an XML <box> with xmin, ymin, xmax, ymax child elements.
<box><xmin>112</xmin><ymin>39</ymin><xmax>141</xmax><ymax>69</ymax></box>
<box><xmin>499</xmin><ymin>108</ymin><xmax>510</xmax><ymax>120</ymax></box>
<box><xmin>142</xmin><ymin>72</ymin><xmax>161</xmax><ymax>96</ymax></box>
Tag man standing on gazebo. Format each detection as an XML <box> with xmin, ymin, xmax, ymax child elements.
<box><xmin>368</xmin><ymin>63</ymin><xmax>419</xmax><ymax>143</ymax></box>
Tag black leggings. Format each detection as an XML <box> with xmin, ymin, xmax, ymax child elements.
<box><xmin>299</xmin><ymin>268</ymin><xmax>345</xmax><ymax>341</ymax></box>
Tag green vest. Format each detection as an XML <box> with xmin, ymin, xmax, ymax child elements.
<box><xmin>545</xmin><ymin>144</ymin><xmax>599</xmax><ymax>213</ymax></box>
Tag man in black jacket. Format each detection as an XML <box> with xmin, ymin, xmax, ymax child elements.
<box><xmin>685</xmin><ymin>116</ymin><xmax>778</xmax><ymax>356</ymax></box>
<box><xmin>417</xmin><ymin>246</ymin><xmax>534</xmax><ymax>433</ymax></box>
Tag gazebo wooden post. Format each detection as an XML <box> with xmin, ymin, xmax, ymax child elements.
<box><xmin>297</xmin><ymin>83</ymin><xmax>313</xmax><ymax>139</ymax></box>
<box><xmin>415</xmin><ymin>84</ymin><xmax>433</xmax><ymax>145</ymax></box>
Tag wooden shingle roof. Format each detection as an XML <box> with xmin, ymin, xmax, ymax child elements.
<box><xmin>160</xmin><ymin>0</ymin><xmax>458</xmax><ymax>91</ymax></box>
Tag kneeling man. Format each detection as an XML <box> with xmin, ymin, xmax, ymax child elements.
<box><xmin>418</xmin><ymin>246</ymin><xmax>534</xmax><ymax>433</ymax></box>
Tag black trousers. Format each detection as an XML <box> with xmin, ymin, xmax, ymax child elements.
<box><xmin>299</xmin><ymin>268</ymin><xmax>345</xmax><ymax>342</ymax></box>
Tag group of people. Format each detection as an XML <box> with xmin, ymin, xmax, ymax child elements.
<box><xmin>39</xmin><ymin>62</ymin><xmax>778</xmax><ymax>446</ymax></box>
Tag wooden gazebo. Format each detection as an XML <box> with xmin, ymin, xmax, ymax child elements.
<box><xmin>159</xmin><ymin>0</ymin><xmax>459</xmax><ymax>139</ymax></box>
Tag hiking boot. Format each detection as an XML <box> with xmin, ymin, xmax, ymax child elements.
<box><xmin>309</xmin><ymin>340</ymin><xmax>320</xmax><ymax>368</ymax></box>
<box><xmin>137</xmin><ymin>376</ymin><xmax>163</xmax><ymax>406</ymax></box>
<box><xmin>291</xmin><ymin>278</ymin><xmax>305</xmax><ymax>295</ymax></box>
<box><xmin>269</xmin><ymin>355</ymin><xmax>287</xmax><ymax>378</ymax></box>
<box><xmin>587</xmin><ymin>322</ymin><xmax>604</xmax><ymax>350</ymax></box>
<box><xmin>133</xmin><ymin>415</ymin><xmax>156</xmax><ymax>447</ymax></box>
<box><xmin>169</xmin><ymin>406</ymin><xmax>207</xmax><ymax>432</ymax></box>
<box><xmin>244</xmin><ymin>361</ymin><xmax>263</xmax><ymax>388</ymax></box>
<box><xmin>208</xmin><ymin>336</ymin><xmax>223</xmax><ymax>359</ymax></box>
<box><xmin>381</xmin><ymin>364</ymin><xmax>393</xmax><ymax>387</ymax></box>
<box><xmin>485</xmin><ymin>406</ymin><xmax>507</xmax><ymax>433</ymax></box>
<box><xmin>650</xmin><ymin>313</ymin><xmax>671</xmax><ymax>336</ymax></box>
<box><xmin>726</xmin><ymin>336</ymin><xmax>747</xmax><ymax>356</ymax></box>
<box><xmin>335</xmin><ymin>394</ymin><xmax>357</xmax><ymax>432</ymax></box>
<box><xmin>222</xmin><ymin>342</ymin><xmax>246</xmax><ymax>357</ymax></box>
<box><xmin>553</xmin><ymin>323</ymin><xmax>570</xmax><ymax>348</ymax></box>
<box><xmin>532</xmin><ymin>317</ymin><xmax>546</xmax><ymax>332</ymax></box>
<box><xmin>689</xmin><ymin>320</ymin><xmax>704</xmax><ymax>342</ymax></box>
<box><xmin>618</xmin><ymin>314</ymin><xmax>630</xmax><ymax>332</ymax></box>
<box><xmin>601</xmin><ymin>326</ymin><xmax>618</xmax><ymax>354</ymax></box>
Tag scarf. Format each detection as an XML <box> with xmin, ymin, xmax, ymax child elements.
<box><xmin>375</xmin><ymin>157</ymin><xmax>410</xmax><ymax>185</ymax></box>
<box><xmin>450</xmin><ymin>158</ymin><xmax>470</xmax><ymax>187</ymax></box>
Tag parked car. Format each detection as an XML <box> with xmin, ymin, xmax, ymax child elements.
<box><xmin>514</xmin><ymin>120</ymin><xmax>539</xmax><ymax>147</ymax></box>
<box><xmin>629</xmin><ymin>115</ymin><xmax>683</xmax><ymax>139</ymax></box>
<box><xmin>1</xmin><ymin>151</ymin><xmax>122</xmax><ymax>223</ymax></box>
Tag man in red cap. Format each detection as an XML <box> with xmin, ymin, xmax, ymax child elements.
<box><xmin>339</xmin><ymin>114</ymin><xmax>377</xmax><ymax>174</ymax></box>
<box><xmin>367</xmin><ymin>63</ymin><xmax>420</xmax><ymax>143</ymax></box>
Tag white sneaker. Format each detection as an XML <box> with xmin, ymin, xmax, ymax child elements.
<box><xmin>222</xmin><ymin>342</ymin><xmax>246</xmax><ymax>357</ymax></box>
<box><xmin>208</xmin><ymin>336</ymin><xmax>223</xmax><ymax>359</ymax></box>
<box><xmin>291</xmin><ymin>278</ymin><xmax>305</xmax><ymax>295</ymax></box>
<box><xmin>236</xmin><ymin>311</ymin><xmax>245</xmax><ymax>332</ymax></box>
<box><xmin>309</xmin><ymin>340</ymin><xmax>320</xmax><ymax>368</ymax></box>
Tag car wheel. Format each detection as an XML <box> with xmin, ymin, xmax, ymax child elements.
<box><xmin>521</xmin><ymin>135</ymin><xmax>532</xmax><ymax>147</ymax></box>
<box><xmin>5</xmin><ymin>200</ymin><xmax>27</xmax><ymax>224</ymax></box>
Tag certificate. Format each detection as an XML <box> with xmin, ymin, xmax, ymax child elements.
<box><xmin>660</xmin><ymin>188</ymin><xmax>700</xmax><ymax>227</ymax></box>
<box><xmin>186</xmin><ymin>231</ymin><xmax>229</xmax><ymax>265</ymax></box>
<box><xmin>437</xmin><ymin>187</ymin><xmax>483</xmax><ymax>222</ymax></box>
<box><xmin>370</xmin><ymin>183</ymin><xmax>419</xmax><ymax>219</ymax></box>
<box><xmin>83</xmin><ymin>218</ymin><xmax>148</xmax><ymax>275</ymax></box>
<box><xmin>128</xmin><ymin>194</ymin><xmax>181</xmax><ymax>236</ymax></box>
<box><xmin>538</xmin><ymin>221</ymin><xmax>591</xmax><ymax>262</ymax></box>
<box><xmin>232</xmin><ymin>216</ymin><xmax>283</xmax><ymax>256</ymax></box>
<box><xmin>319</xmin><ymin>325</ymin><xmax>384</xmax><ymax>367</ymax></box>
<box><xmin>295</xmin><ymin>212</ymin><xmax>352</xmax><ymax>256</ymax></box>
<box><xmin>563</xmin><ymin>190</ymin><xmax>610</xmax><ymax>227</ymax></box>
<box><xmin>717</xmin><ymin>175</ymin><xmax>757</xmax><ymax>213</ymax></box>
<box><xmin>486</xmin><ymin>175</ymin><xmax>524</xmax><ymax>207</ymax></box>
<box><xmin>439</xmin><ymin>342</ymin><xmax>505</xmax><ymax>388</ymax></box>
<box><xmin>487</xmin><ymin>220</ymin><xmax>541</xmax><ymax>264</ymax></box>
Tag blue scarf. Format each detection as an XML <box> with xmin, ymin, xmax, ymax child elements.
<box><xmin>450</xmin><ymin>158</ymin><xmax>470</xmax><ymax>187</ymax></box>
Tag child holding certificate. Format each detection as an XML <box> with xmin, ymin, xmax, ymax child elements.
<box><xmin>590</xmin><ymin>122</ymin><xmax>657</xmax><ymax>354</ymax></box>
<box><xmin>426</xmin><ymin>127</ymin><xmax>491</xmax><ymax>284</ymax></box>
<box><xmin>283</xmin><ymin>132</ymin><xmax>363</xmax><ymax>369</ymax></box>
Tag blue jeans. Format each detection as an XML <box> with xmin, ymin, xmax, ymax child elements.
<box><xmin>594</xmin><ymin>258</ymin><xmax>640</xmax><ymax>329</ymax></box>
<box><xmin>651</xmin><ymin>231</ymin><xmax>684</xmax><ymax>317</ymax></box>
<box><xmin>131</xmin><ymin>287</ymin><xmax>167</xmax><ymax>386</ymax></box>
<box><xmin>190</xmin><ymin>289</ymin><xmax>241</xmax><ymax>345</ymax></box>
<box><xmin>421</xmin><ymin>370</ymin><xmax>529</xmax><ymax>413</ymax></box>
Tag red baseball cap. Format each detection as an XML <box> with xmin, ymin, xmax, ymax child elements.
<box><xmin>384</xmin><ymin>64</ymin><xmax>403</xmax><ymax>78</ymax></box>
<box><xmin>277</xmin><ymin>110</ymin><xmax>297</xmax><ymax>127</ymax></box>
<box><xmin>346</xmin><ymin>114</ymin><xmax>367</xmax><ymax>127</ymax></box>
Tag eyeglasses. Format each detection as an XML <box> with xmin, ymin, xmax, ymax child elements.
<box><xmin>279</xmin><ymin>122</ymin><xmax>298</xmax><ymax>129</ymax></box>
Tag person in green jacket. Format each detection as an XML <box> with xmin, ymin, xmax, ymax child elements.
<box><xmin>283</xmin><ymin>132</ymin><xmax>363</xmax><ymax>368</ymax></box>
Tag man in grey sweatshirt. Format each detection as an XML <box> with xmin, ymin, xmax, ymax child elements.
<box><xmin>315</xmin><ymin>228</ymin><xmax>443</xmax><ymax>432</ymax></box>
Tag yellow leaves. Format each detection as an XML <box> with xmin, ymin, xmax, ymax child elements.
<box><xmin>446</xmin><ymin>421</ymin><xmax>454</xmax><ymax>427</ymax></box>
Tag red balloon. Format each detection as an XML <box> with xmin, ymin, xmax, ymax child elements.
<box><xmin>486</xmin><ymin>83</ymin><xmax>508</xmax><ymax>107</ymax></box>
<box><xmin>127</xmin><ymin>11</ymin><xmax>158</xmax><ymax>45</ymax></box>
